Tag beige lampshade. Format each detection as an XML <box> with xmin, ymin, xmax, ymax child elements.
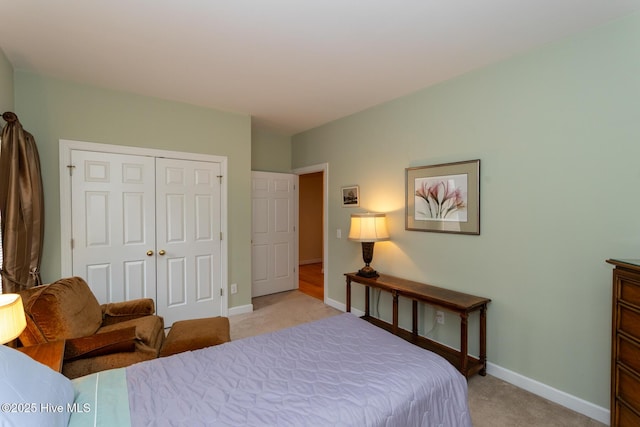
<box><xmin>0</xmin><ymin>293</ymin><xmax>27</xmax><ymax>344</ymax></box>
<box><xmin>348</xmin><ymin>213</ymin><xmax>390</xmax><ymax>242</ymax></box>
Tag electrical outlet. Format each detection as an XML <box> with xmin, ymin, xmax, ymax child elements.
<box><xmin>230</xmin><ymin>283</ymin><xmax>238</xmax><ymax>294</ymax></box>
<box><xmin>436</xmin><ymin>311</ymin><xmax>445</xmax><ymax>325</ymax></box>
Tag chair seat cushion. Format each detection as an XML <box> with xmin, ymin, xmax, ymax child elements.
<box><xmin>160</xmin><ymin>317</ymin><xmax>230</xmax><ymax>357</ymax></box>
<box><xmin>63</xmin><ymin>317</ymin><xmax>166</xmax><ymax>379</ymax></box>
<box><xmin>98</xmin><ymin>315</ymin><xmax>165</xmax><ymax>356</ymax></box>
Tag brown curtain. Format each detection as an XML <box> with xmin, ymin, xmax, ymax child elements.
<box><xmin>0</xmin><ymin>112</ymin><xmax>44</xmax><ymax>292</ymax></box>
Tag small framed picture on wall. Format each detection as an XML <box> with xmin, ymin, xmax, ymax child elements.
<box><xmin>341</xmin><ymin>185</ymin><xmax>359</xmax><ymax>207</ymax></box>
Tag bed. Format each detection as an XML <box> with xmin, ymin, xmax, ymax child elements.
<box><xmin>1</xmin><ymin>313</ymin><xmax>472</xmax><ymax>427</ymax></box>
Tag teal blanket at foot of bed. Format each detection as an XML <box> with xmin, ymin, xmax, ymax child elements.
<box><xmin>68</xmin><ymin>368</ymin><xmax>131</xmax><ymax>427</ymax></box>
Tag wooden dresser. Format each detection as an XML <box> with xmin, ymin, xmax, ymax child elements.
<box><xmin>607</xmin><ymin>259</ymin><xmax>640</xmax><ymax>426</ymax></box>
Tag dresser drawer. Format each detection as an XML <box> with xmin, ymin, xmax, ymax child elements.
<box><xmin>616</xmin><ymin>400</ymin><xmax>640</xmax><ymax>427</ymax></box>
<box><xmin>617</xmin><ymin>272</ymin><xmax>640</xmax><ymax>308</ymax></box>
<box><xmin>617</xmin><ymin>366</ymin><xmax>640</xmax><ymax>414</ymax></box>
<box><xmin>619</xmin><ymin>305</ymin><xmax>640</xmax><ymax>342</ymax></box>
<box><xmin>618</xmin><ymin>335</ymin><xmax>640</xmax><ymax>374</ymax></box>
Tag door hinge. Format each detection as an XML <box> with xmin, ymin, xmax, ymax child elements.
<box><xmin>220</xmin><ymin>288</ymin><xmax>224</xmax><ymax>296</ymax></box>
<box><xmin>67</xmin><ymin>165</ymin><xmax>76</xmax><ymax>176</ymax></box>
<box><xmin>217</xmin><ymin>175</ymin><xmax>223</xmax><ymax>184</ymax></box>
<box><xmin>220</xmin><ymin>232</ymin><xmax>223</xmax><ymax>241</ymax></box>
<box><xmin>70</xmin><ymin>239</ymin><xmax>74</xmax><ymax>250</ymax></box>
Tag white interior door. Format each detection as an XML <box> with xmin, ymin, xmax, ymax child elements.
<box><xmin>71</xmin><ymin>150</ymin><xmax>157</xmax><ymax>303</ymax></box>
<box><xmin>156</xmin><ymin>158</ymin><xmax>222</xmax><ymax>326</ymax></box>
<box><xmin>251</xmin><ymin>171</ymin><xmax>297</xmax><ymax>297</ymax></box>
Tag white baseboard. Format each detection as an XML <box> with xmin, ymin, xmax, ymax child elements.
<box><xmin>326</xmin><ymin>296</ymin><xmax>364</xmax><ymax>317</ymax></box>
<box><xmin>486</xmin><ymin>363</ymin><xmax>609</xmax><ymax>425</ymax></box>
<box><xmin>228</xmin><ymin>303</ymin><xmax>253</xmax><ymax>316</ymax></box>
<box><xmin>326</xmin><ymin>297</ymin><xmax>609</xmax><ymax>425</ymax></box>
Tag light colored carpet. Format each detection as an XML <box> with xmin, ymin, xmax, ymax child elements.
<box><xmin>229</xmin><ymin>290</ymin><xmax>605</xmax><ymax>427</ymax></box>
<box><xmin>229</xmin><ymin>289</ymin><xmax>342</xmax><ymax>340</ymax></box>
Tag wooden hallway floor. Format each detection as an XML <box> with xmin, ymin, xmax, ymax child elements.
<box><xmin>298</xmin><ymin>263</ymin><xmax>323</xmax><ymax>300</ymax></box>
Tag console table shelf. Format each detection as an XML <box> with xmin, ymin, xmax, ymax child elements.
<box><xmin>345</xmin><ymin>272</ymin><xmax>491</xmax><ymax>378</ymax></box>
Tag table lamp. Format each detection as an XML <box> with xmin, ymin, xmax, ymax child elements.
<box><xmin>348</xmin><ymin>213</ymin><xmax>389</xmax><ymax>278</ymax></box>
<box><xmin>0</xmin><ymin>294</ymin><xmax>27</xmax><ymax>344</ymax></box>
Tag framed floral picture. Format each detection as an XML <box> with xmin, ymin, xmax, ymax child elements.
<box><xmin>405</xmin><ymin>159</ymin><xmax>480</xmax><ymax>234</ymax></box>
<box><xmin>341</xmin><ymin>185</ymin><xmax>360</xmax><ymax>207</ymax></box>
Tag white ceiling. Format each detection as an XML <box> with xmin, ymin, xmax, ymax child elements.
<box><xmin>1</xmin><ymin>1</ymin><xmax>639</xmax><ymax>135</ymax></box>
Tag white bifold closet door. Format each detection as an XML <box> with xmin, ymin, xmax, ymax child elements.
<box><xmin>70</xmin><ymin>150</ymin><xmax>221</xmax><ymax>326</ymax></box>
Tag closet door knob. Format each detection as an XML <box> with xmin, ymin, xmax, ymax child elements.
<box><xmin>159</xmin><ymin>250</ymin><xmax>166</xmax><ymax>256</ymax></box>
<box><xmin>146</xmin><ymin>250</ymin><xmax>154</xmax><ymax>256</ymax></box>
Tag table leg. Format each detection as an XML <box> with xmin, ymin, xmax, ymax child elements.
<box><xmin>412</xmin><ymin>300</ymin><xmax>418</xmax><ymax>335</ymax></box>
<box><xmin>346</xmin><ymin>277</ymin><xmax>351</xmax><ymax>313</ymax></box>
<box><xmin>365</xmin><ymin>286</ymin><xmax>370</xmax><ymax>317</ymax></box>
<box><xmin>460</xmin><ymin>312</ymin><xmax>469</xmax><ymax>377</ymax></box>
<box><xmin>480</xmin><ymin>305</ymin><xmax>487</xmax><ymax>376</ymax></box>
<box><xmin>392</xmin><ymin>291</ymin><xmax>399</xmax><ymax>334</ymax></box>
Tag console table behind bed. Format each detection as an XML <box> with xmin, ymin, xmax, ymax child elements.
<box><xmin>345</xmin><ymin>272</ymin><xmax>490</xmax><ymax>378</ymax></box>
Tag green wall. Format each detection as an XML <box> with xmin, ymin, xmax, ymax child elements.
<box><xmin>14</xmin><ymin>71</ymin><xmax>252</xmax><ymax>308</ymax></box>
<box><xmin>292</xmin><ymin>12</ymin><xmax>640</xmax><ymax>409</ymax></box>
<box><xmin>0</xmin><ymin>48</ymin><xmax>14</xmax><ymax>117</ymax></box>
<box><xmin>251</xmin><ymin>128</ymin><xmax>292</xmax><ymax>172</ymax></box>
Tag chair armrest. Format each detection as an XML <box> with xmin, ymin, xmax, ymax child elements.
<box><xmin>64</xmin><ymin>327</ymin><xmax>137</xmax><ymax>361</ymax></box>
<box><xmin>101</xmin><ymin>298</ymin><xmax>155</xmax><ymax>326</ymax></box>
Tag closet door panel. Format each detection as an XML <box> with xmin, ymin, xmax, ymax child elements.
<box><xmin>156</xmin><ymin>158</ymin><xmax>222</xmax><ymax>326</ymax></box>
<box><xmin>71</xmin><ymin>150</ymin><xmax>156</xmax><ymax>303</ymax></box>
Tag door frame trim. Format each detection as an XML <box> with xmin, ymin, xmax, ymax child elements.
<box><xmin>292</xmin><ymin>163</ymin><xmax>328</xmax><ymax>304</ymax></box>
<box><xmin>59</xmin><ymin>139</ymin><xmax>229</xmax><ymax>315</ymax></box>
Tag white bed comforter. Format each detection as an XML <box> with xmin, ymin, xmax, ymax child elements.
<box><xmin>126</xmin><ymin>313</ymin><xmax>472</xmax><ymax>427</ymax></box>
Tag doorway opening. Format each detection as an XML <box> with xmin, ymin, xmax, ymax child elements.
<box><xmin>294</xmin><ymin>164</ymin><xmax>328</xmax><ymax>302</ymax></box>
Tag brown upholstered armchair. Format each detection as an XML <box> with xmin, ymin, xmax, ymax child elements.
<box><xmin>18</xmin><ymin>277</ymin><xmax>165</xmax><ymax>379</ymax></box>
